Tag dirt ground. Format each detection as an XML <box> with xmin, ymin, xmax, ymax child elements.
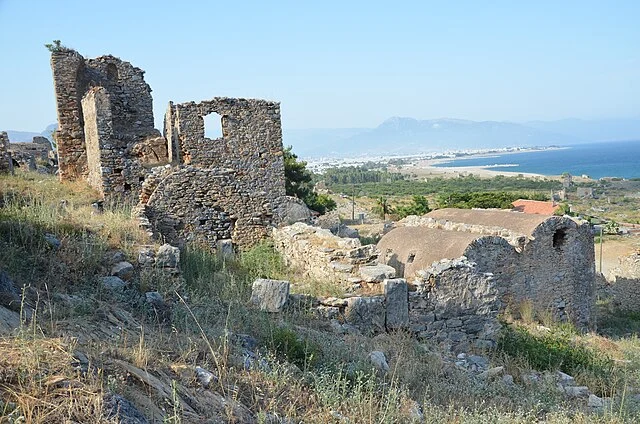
<box><xmin>595</xmin><ymin>235</ymin><xmax>640</xmax><ymax>276</ymax></box>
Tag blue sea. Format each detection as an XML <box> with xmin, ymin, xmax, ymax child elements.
<box><xmin>433</xmin><ymin>140</ymin><xmax>640</xmax><ymax>179</ymax></box>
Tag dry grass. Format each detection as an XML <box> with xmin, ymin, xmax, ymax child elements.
<box><xmin>0</xmin><ymin>337</ymin><xmax>111</xmax><ymax>423</ymax></box>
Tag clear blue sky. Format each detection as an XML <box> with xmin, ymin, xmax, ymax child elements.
<box><xmin>1</xmin><ymin>0</ymin><xmax>638</xmax><ymax>132</ymax></box>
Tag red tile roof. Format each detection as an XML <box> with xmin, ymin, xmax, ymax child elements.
<box><xmin>511</xmin><ymin>199</ymin><xmax>559</xmax><ymax>215</ymax></box>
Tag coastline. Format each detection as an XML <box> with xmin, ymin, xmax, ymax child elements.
<box><xmin>392</xmin><ymin>147</ymin><xmax>578</xmax><ymax>180</ymax></box>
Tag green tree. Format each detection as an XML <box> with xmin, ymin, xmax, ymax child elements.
<box><xmin>395</xmin><ymin>195</ymin><xmax>431</xmax><ymax>219</ymax></box>
<box><xmin>372</xmin><ymin>197</ymin><xmax>392</xmax><ymax>220</ymax></box>
<box><xmin>283</xmin><ymin>146</ymin><xmax>336</xmax><ymax>214</ymax></box>
<box><xmin>44</xmin><ymin>40</ymin><xmax>71</xmax><ymax>53</ymax></box>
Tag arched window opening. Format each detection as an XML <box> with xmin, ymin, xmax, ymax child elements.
<box><xmin>106</xmin><ymin>63</ymin><xmax>118</xmax><ymax>81</ymax></box>
<box><xmin>553</xmin><ymin>229</ymin><xmax>567</xmax><ymax>248</ymax></box>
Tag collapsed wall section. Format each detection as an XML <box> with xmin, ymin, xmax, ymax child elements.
<box><xmin>51</xmin><ymin>49</ymin><xmax>168</xmax><ymax>195</ymax></box>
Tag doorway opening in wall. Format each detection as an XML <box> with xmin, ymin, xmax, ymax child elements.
<box><xmin>553</xmin><ymin>228</ymin><xmax>567</xmax><ymax>248</ymax></box>
<box><xmin>203</xmin><ymin>112</ymin><xmax>224</xmax><ymax>140</ymax></box>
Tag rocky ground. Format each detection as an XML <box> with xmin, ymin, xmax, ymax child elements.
<box><xmin>2</xmin><ymin>172</ymin><xmax>640</xmax><ymax>423</ymax></box>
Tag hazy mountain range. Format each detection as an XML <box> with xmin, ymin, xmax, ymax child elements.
<box><xmin>284</xmin><ymin>117</ymin><xmax>640</xmax><ymax>158</ymax></box>
<box><xmin>5</xmin><ymin>118</ymin><xmax>640</xmax><ymax>159</ymax></box>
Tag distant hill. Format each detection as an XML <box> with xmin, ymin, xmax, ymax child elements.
<box><xmin>285</xmin><ymin>117</ymin><xmax>640</xmax><ymax>158</ymax></box>
<box><xmin>4</xmin><ymin>124</ymin><xmax>56</xmax><ymax>143</ymax></box>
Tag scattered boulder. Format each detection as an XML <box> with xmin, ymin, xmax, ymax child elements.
<box><xmin>368</xmin><ymin>350</ymin><xmax>390</xmax><ymax>374</ymax></box>
<box><xmin>103</xmin><ymin>394</ymin><xmax>149</xmax><ymax>424</ymax></box>
<box><xmin>0</xmin><ymin>271</ymin><xmax>20</xmax><ymax>311</ymax></box>
<box><xmin>564</xmin><ymin>386</ymin><xmax>590</xmax><ymax>398</ymax></box>
<box><xmin>100</xmin><ymin>276</ymin><xmax>126</xmax><ymax>292</ymax></box>
<box><xmin>250</xmin><ymin>279</ymin><xmax>290</xmax><ymax>313</ymax></box>
<box><xmin>276</xmin><ymin>196</ymin><xmax>312</xmax><ymax>225</ymax></box>
<box><xmin>588</xmin><ymin>393</ymin><xmax>605</xmax><ymax>408</ymax></box>
<box><xmin>359</xmin><ymin>264</ymin><xmax>396</xmax><ymax>283</ymax></box>
<box><xmin>138</xmin><ymin>247</ymin><xmax>155</xmax><ymax>267</ymax></box>
<box><xmin>111</xmin><ymin>261</ymin><xmax>135</xmax><ymax>281</ymax></box>
<box><xmin>156</xmin><ymin>244</ymin><xmax>180</xmax><ymax>268</ymax></box>
<box><xmin>44</xmin><ymin>233</ymin><xmax>61</xmax><ymax>250</ymax></box>
<box><xmin>336</xmin><ymin>224</ymin><xmax>359</xmax><ymax>239</ymax></box>
<box><xmin>195</xmin><ymin>366</ymin><xmax>217</xmax><ymax>388</ymax></box>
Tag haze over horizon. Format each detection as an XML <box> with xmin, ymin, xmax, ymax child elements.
<box><xmin>1</xmin><ymin>0</ymin><xmax>639</xmax><ymax>133</ymax></box>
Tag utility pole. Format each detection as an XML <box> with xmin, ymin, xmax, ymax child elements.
<box><xmin>599</xmin><ymin>227</ymin><xmax>603</xmax><ymax>273</ymax></box>
<box><xmin>351</xmin><ymin>185</ymin><xmax>355</xmax><ymax>221</ymax></box>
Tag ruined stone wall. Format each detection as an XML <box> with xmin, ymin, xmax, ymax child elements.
<box><xmin>141</xmin><ymin>166</ymin><xmax>278</xmax><ymax>249</ymax></box>
<box><xmin>271</xmin><ymin>222</ymin><xmax>377</xmax><ymax>284</ymax></box>
<box><xmin>51</xmin><ymin>49</ymin><xmax>168</xmax><ymax>195</ymax></box>
<box><xmin>408</xmin><ymin>260</ymin><xmax>501</xmax><ymax>351</ymax></box>
<box><xmin>165</xmin><ymin>98</ymin><xmax>285</xmax><ymax>203</ymax></box>
<box><xmin>607</xmin><ymin>253</ymin><xmax>640</xmax><ymax>312</ymax></box>
<box><xmin>0</xmin><ymin>132</ymin><xmax>10</xmax><ymax>174</ymax></box>
<box><xmin>465</xmin><ymin>217</ymin><xmax>595</xmax><ymax>327</ymax></box>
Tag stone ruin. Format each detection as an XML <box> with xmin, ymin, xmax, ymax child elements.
<box><xmin>602</xmin><ymin>251</ymin><xmax>640</xmax><ymax>312</ymax></box>
<box><xmin>377</xmin><ymin>209</ymin><xmax>596</xmax><ymax>328</ymax></box>
<box><xmin>0</xmin><ymin>132</ymin><xmax>55</xmax><ymax>174</ymax></box>
<box><xmin>0</xmin><ymin>132</ymin><xmax>10</xmax><ymax>174</ymax></box>
<box><xmin>271</xmin><ymin>222</ymin><xmax>500</xmax><ymax>350</ymax></box>
<box><xmin>50</xmin><ymin>48</ymin><xmax>296</xmax><ymax>250</ymax></box>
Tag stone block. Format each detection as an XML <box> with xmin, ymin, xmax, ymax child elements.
<box><xmin>359</xmin><ymin>264</ymin><xmax>396</xmax><ymax>283</ymax></box>
<box><xmin>344</xmin><ymin>296</ymin><xmax>385</xmax><ymax>335</ymax></box>
<box><xmin>156</xmin><ymin>244</ymin><xmax>180</xmax><ymax>268</ymax></box>
<box><xmin>111</xmin><ymin>261</ymin><xmax>134</xmax><ymax>281</ymax></box>
<box><xmin>384</xmin><ymin>278</ymin><xmax>408</xmax><ymax>330</ymax></box>
<box><xmin>250</xmin><ymin>279</ymin><xmax>290</xmax><ymax>313</ymax></box>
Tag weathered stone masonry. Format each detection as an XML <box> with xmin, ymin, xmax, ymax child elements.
<box><xmin>51</xmin><ymin>48</ymin><xmax>289</xmax><ymax>250</ymax></box>
<box><xmin>137</xmin><ymin>98</ymin><xmax>287</xmax><ymax>249</ymax></box>
<box><xmin>377</xmin><ymin>209</ymin><xmax>596</xmax><ymax>328</ymax></box>
<box><xmin>51</xmin><ymin>50</ymin><xmax>167</xmax><ymax>196</ymax></box>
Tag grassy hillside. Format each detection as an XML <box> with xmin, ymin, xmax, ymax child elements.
<box><xmin>2</xmin><ymin>172</ymin><xmax>640</xmax><ymax>422</ymax></box>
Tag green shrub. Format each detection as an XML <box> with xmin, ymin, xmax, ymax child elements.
<box><xmin>498</xmin><ymin>324</ymin><xmax>614</xmax><ymax>377</ymax></box>
<box><xmin>268</xmin><ymin>326</ymin><xmax>319</xmax><ymax>369</ymax></box>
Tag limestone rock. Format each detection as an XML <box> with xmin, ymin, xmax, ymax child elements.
<box><xmin>276</xmin><ymin>196</ymin><xmax>312</xmax><ymax>225</ymax></box>
<box><xmin>111</xmin><ymin>261</ymin><xmax>134</xmax><ymax>280</ymax></box>
<box><xmin>103</xmin><ymin>394</ymin><xmax>149</xmax><ymax>424</ymax></box>
<box><xmin>216</xmin><ymin>239</ymin><xmax>234</xmax><ymax>259</ymax></box>
<box><xmin>250</xmin><ymin>279</ymin><xmax>290</xmax><ymax>312</ymax></box>
<box><xmin>156</xmin><ymin>244</ymin><xmax>180</xmax><ymax>268</ymax></box>
<box><xmin>195</xmin><ymin>366</ymin><xmax>217</xmax><ymax>388</ymax></box>
<box><xmin>384</xmin><ymin>278</ymin><xmax>408</xmax><ymax>330</ymax></box>
<box><xmin>101</xmin><ymin>276</ymin><xmax>126</xmax><ymax>292</ymax></box>
<box><xmin>344</xmin><ymin>296</ymin><xmax>385</xmax><ymax>335</ymax></box>
<box><xmin>0</xmin><ymin>271</ymin><xmax>20</xmax><ymax>311</ymax></box>
<box><xmin>587</xmin><ymin>393</ymin><xmax>604</xmax><ymax>408</ymax></box>
<box><xmin>368</xmin><ymin>350</ymin><xmax>390</xmax><ymax>374</ymax></box>
<box><xmin>564</xmin><ymin>386</ymin><xmax>590</xmax><ymax>398</ymax></box>
<box><xmin>360</xmin><ymin>264</ymin><xmax>396</xmax><ymax>283</ymax></box>
<box><xmin>0</xmin><ymin>305</ymin><xmax>20</xmax><ymax>336</ymax></box>
<box><xmin>137</xmin><ymin>247</ymin><xmax>155</xmax><ymax>267</ymax></box>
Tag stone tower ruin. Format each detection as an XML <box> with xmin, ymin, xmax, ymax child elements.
<box><xmin>50</xmin><ymin>48</ymin><xmax>294</xmax><ymax>250</ymax></box>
